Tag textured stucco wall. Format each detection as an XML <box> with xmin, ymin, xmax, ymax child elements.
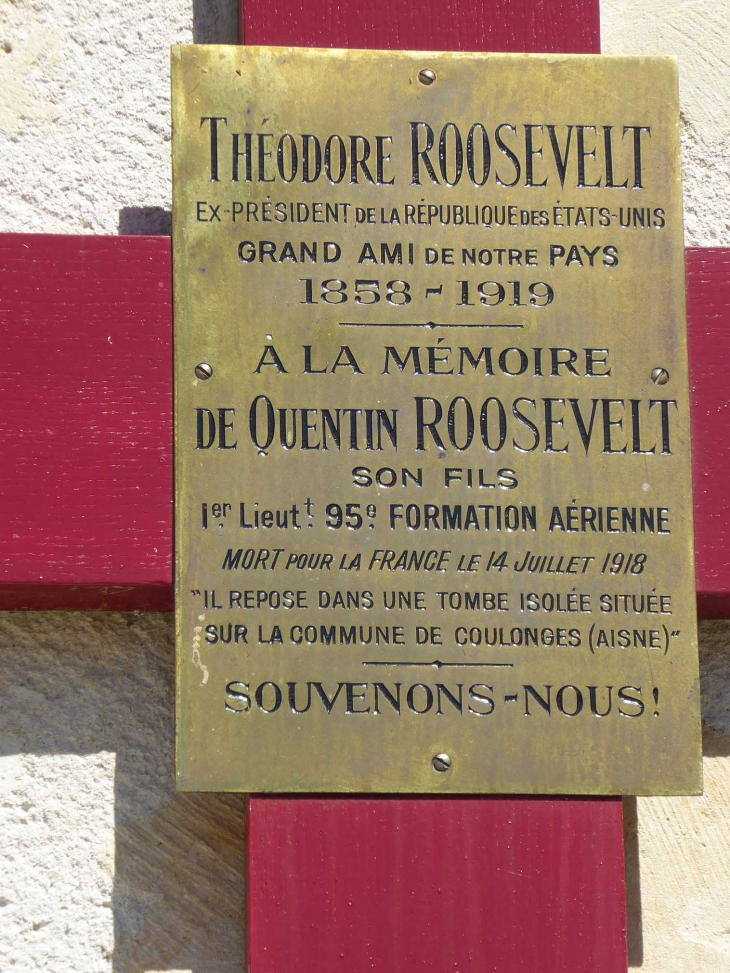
<box><xmin>0</xmin><ymin>0</ymin><xmax>236</xmax><ymax>235</ymax></box>
<box><xmin>0</xmin><ymin>613</ymin><xmax>246</xmax><ymax>973</ymax></box>
<box><xmin>624</xmin><ymin>622</ymin><xmax>730</xmax><ymax>971</ymax></box>
<box><xmin>0</xmin><ymin>0</ymin><xmax>729</xmax><ymax>969</ymax></box>
<box><xmin>602</xmin><ymin>0</ymin><xmax>730</xmax><ymax>247</ymax></box>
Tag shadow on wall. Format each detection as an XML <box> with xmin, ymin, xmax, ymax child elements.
<box><xmin>119</xmin><ymin>207</ymin><xmax>172</xmax><ymax>235</ymax></box>
<box><xmin>0</xmin><ymin>613</ymin><xmax>246</xmax><ymax>973</ymax></box>
<box><xmin>193</xmin><ymin>0</ymin><xmax>239</xmax><ymax>44</ymax></box>
<box><xmin>623</xmin><ymin>796</ymin><xmax>643</xmax><ymax>967</ymax></box>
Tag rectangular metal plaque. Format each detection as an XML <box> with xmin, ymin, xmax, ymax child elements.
<box><xmin>172</xmin><ymin>45</ymin><xmax>702</xmax><ymax>794</ymax></box>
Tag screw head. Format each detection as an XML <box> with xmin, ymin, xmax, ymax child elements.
<box><xmin>195</xmin><ymin>362</ymin><xmax>213</xmax><ymax>380</ymax></box>
<box><xmin>418</xmin><ymin>68</ymin><xmax>436</xmax><ymax>86</ymax></box>
<box><xmin>432</xmin><ymin>753</ymin><xmax>451</xmax><ymax>773</ymax></box>
<box><xmin>650</xmin><ymin>367</ymin><xmax>670</xmax><ymax>386</ymax></box>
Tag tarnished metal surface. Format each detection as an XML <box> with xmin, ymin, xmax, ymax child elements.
<box><xmin>172</xmin><ymin>45</ymin><xmax>701</xmax><ymax>794</ymax></box>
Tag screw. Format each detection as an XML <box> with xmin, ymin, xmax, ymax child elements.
<box><xmin>432</xmin><ymin>753</ymin><xmax>451</xmax><ymax>773</ymax></box>
<box><xmin>418</xmin><ymin>68</ymin><xmax>436</xmax><ymax>86</ymax></box>
<box><xmin>195</xmin><ymin>363</ymin><xmax>213</xmax><ymax>380</ymax></box>
<box><xmin>650</xmin><ymin>367</ymin><xmax>670</xmax><ymax>386</ymax></box>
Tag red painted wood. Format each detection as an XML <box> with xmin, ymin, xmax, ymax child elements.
<box><xmin>248</xmin><ymin>796</ymin><xmax>627</xmax><ymax>973</ymax></box>
<box><xmin>241</xmin><ymin>0</ymin><xmax>600</xmax><ymax>55</ymax></box>
<box><xmin>687</xmin><ymin>248</ymin><xmax>730</xmax><ymax>618</ymax></box>
<box><xmin>0</xmin><ymin>234</ymin><xmax>172</xmax><ymax>611</ymax></box>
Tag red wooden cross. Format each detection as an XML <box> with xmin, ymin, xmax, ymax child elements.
<box><xmin>1</xmin><ymin>0</ymin><xmax>728</xmax><ymax>969</ymax></box>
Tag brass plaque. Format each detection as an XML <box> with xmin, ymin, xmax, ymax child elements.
<box><xmin>172</xmin><ymin>45</ymin><xmax>702</xmax><ymax>794</ymax></box>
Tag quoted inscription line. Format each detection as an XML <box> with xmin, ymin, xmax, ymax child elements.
<box><xmin>340</xmin><ymin>321</ymin><xmax>524</xmax><ymax>329</ymax></box>
<box><xmin>362</xmin><ymin>659</ymin><xmax>514</xmax><ymax>669</ymax></box>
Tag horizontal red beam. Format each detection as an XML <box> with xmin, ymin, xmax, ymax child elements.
<box><xmin>0</xmin><ymin>235</ymin><xmax>727</xmax><ymax>614</ymax></box>
<box><xmin>0</xmin><ymin>234</ymin><xmax>172</xmax><ymax>610</ymax></box>
<box><xmin>248</xmin><ymin>796</ymin><xmax>627</xmax><ymax>973</ymax></box>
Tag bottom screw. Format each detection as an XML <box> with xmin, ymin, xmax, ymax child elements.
<box><xmin>432</xmin><ymin>753</ymin><xmax>452</xmax><ymax>773</ymax></box>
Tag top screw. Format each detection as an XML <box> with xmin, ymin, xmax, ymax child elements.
<box><xmin>432</xmin><ymin>753</ymin><xmax>451</xmax><ymax>773</ymax></box>
<box><xmin>195</xmin><ymin>362</ymin><xmax>213</xmax><ymax>380</ymax></box>
<box><xmin>418</xmin><ymin>69</ymin><xmax>436</xmax><ymax>86</ymax></box>
<box><xmin>650</xmin><ymin>367</ymin><xmax>670</xmax><ymax>386</ymax></box>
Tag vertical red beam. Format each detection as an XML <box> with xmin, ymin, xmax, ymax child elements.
<box><xmin>249</xmin><ymin>797</ymin><xmax>626</xmax><ymax>973</ymax></box>
<box><xmin>242</xmin><ymin>0</ymin><xmax>600</xmax><ymax>54</ymax></box>
<box><xmin>242</xmin><ymin>3</ymin><xmax>627</xmax><ymax>972</ymax></box>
